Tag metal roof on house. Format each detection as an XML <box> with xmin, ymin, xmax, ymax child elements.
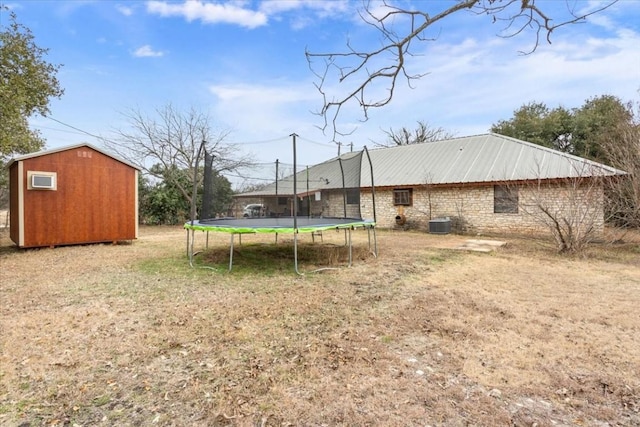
<box><xmin>7</xmin><ymin>143</ymin><xmax>140</xmax><ymax>170</ymax></box>
<box><xmin>361</xmin><ymin>133</ymin><xmax>625</xmax><ymax>187</ymax></box>
<box><xmin>239</xmin><ymin>133</ymin><xmax>626</xmax><ymax>197</ymax></box>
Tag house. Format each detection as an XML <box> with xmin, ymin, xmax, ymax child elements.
<box><xmin>8</xmin><ymin>143</ymin><xmax>139</xmax><ymax>248</ymax></box>
<box><xmin>236</xmin><ymin>133</ymin><xmax>626</xmax><ymax>235</ymax></box>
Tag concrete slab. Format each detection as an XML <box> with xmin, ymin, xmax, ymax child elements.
<box><xmin>456</xmin><ymin>239</ymin><xmax>507</xmax><ymax>252</ymax></box>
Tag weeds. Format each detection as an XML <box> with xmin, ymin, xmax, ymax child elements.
<box><xmin>1</xmin><ymin>227</ymin><xmax>639</xmax><ymax>426</ymax></box>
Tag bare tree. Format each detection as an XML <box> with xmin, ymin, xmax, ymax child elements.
<box><xmin>306</xmin><ymin>0</ymin><xmax>618</xmax><ymax>140</ymax></box>
<box><xmin>105</xmin><ymin>104</ymin><xmax>253</xmax><ymax>207</ymax></box>
<box><xmin>519</xmin><ymin>166</ymin><xmax>612</xmax><ymax>253</ymax></box>
<box><xmin>600</xmin><ymin>103</ymin><xmax>640</xmax><ymax>228</ymax></box>
<box><xmin>377</xmin><ymin>120</ymin><xmax>455</xmax><ymax>147</ymax></box>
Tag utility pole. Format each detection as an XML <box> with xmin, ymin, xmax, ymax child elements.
<box><xmin>275</xmin><ymin>159</ymin><xmax>279</xmax><ymax>196</ymax></box>
<box><xmin>291</xmin><ymin>133</ymin><xmax>299</xmax><ymax>222</ymax></box>
<box><xmin>291</xmin><ymin>133</ymin><xmax>300</xmax><ymax>274</ymax></box>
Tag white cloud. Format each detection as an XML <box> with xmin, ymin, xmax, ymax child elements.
<box><xmin>132</xmin><ymin>45</ymin><xmax>165</xmax><ymax>57</ymax></box>
<box><xmin>146</xmin><ymin>0</ymin><xmax>267</xmax><ymax>29</ymax></box>
<box><xmin>258</xmin><ymin>0</ymin><xmax>303</xmax><ymax>15</ymax></box>
<box><xmin>3</xmin><ymin>2</ymin><xmax>24</xmax><ymax>11</ymax></box>
<box><xmin>365</xmin><ymin>2</ymin><xmax>397</xmax><ymax>21</ymax></box>
<box><xmin>243</xmin><ymin>4</ymin><xmax>638</xmax><ymax>148</ymax></box>
<box><xmin>206</xmin><ymin>81</ymin><xmax>337</xmax><ymax>163</ymax></box>
<box><xmin>209</xmin><ymin>83</ymin><xmax>313</xmax><ymax>104</ymax></box>
<box><xmin>259</xmin><ymin>0</ymin><xmax>349</xmax><ymax>18</ymax></box>
<box><xmin>116</xmin><ymin>5</ymin><xmax>134</xmax><ymax>16</ymax></box>
<box><xmin>372</xmin><ymin>23</ymin><xmax>640</xmax><ymax>136</ymax></box>
<box><xmin>144</xmin><ymin>0</ymin><xmax>349</xmax><ymax>31</ymax></box>
<box><xmin>208</xmin><ymin>82</ymin><xmax>316</xmax><ymax>123</ymax></box>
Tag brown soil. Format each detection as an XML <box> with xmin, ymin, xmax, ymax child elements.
<box><xmin>1</xmin><ymin>226</ymin><xmax>639</xmax><ymax>426</ymax></box>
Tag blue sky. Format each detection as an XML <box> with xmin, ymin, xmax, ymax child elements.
<box><xmin>5</xmin><ymin>0</ymin><xmax>640</xmax><ymax>186</ymax></box>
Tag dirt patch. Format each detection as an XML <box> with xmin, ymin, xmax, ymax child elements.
<box><xmin>1</xmin><ymin>226</ymin><xmax>639</xmax><ymax>426</ymax></box>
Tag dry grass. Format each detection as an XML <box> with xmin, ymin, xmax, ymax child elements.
<box><xmin>1</xmin><ymin>226</ymin><xmax>639</xmax><ymax>426</ymax></box>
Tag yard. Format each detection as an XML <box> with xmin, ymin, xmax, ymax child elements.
<box><xmin>0</xmin><ymin>226</ymin><xmax>639</xmax><ymax>426</ymax></box>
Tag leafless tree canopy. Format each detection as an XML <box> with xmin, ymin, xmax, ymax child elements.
<box><xmin>105</xmin><ymin>104</ymin><xmax>253</xmax><ymax>205</ymax></box>
<box><xmin>306</xmin><ymin>0</ymin><xmax>618</xmax><ymax>140</ymax></box>
<box><xmin>516</xmin><ymin>161</ymin><xmax>619</xmax><ymax>253</ymax></box>
<box><xmin>523</xmin><ymin>176</ymin><xmax>604</xmax><ymax>253</ymax></box>
<box><xmin>377</xmin><ymin>120</ymin><xmax>455</xmax><ymax>146</ymax></box>
<box><xmin>600</xmin><ymin>101</ymin><xmax>640</xmax><ymax>228</ymax></box>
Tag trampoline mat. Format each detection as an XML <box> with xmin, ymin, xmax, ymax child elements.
<box><xmin>184</xmin><ymin>217</ymin><xmax>374</xmax><ymax>234</ymax></box>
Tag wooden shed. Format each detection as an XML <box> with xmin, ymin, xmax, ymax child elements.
<box><xmin>8</xmin><ymin>144</ymin><xmax>139</xmax><ymax>248</ymax></box>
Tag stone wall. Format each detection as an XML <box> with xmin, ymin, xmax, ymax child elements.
<box><xmin>323</xmin><ymin>191</ymin><xmax>361</xmax><ymax>218</ymax></box>
<box><xmin>358</xmin><ymin>181</ymin><xmax>605</xmax><ymax>235</ymax></box>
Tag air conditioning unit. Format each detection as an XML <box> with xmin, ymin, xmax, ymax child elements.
<box><xmin>429</xmin><ymin>218</ymin><xmax>451</xmax><ymax>234</ymax></box>
<box><xmin>31</xmin><ymin>174</ymin><xmax>56</xmax><ymax>190</ymax></box>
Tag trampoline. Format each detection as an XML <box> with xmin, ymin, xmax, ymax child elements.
<box><xmin>185</xmin><ymin>216</ymin><xmax>376</xmax><ymax>273</ymax></box>
<box><xmin>185</xmin><ymin>135</ymin><xmax>378</xmax><ymax>274</ymax></box>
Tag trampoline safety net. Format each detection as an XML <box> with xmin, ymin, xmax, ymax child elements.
<box><xmin>216</xmin><ymin>149</ymin><xmax>369</xmax><ymax>222</ymax></box>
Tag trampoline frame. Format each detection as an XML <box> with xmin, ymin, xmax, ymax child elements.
<box><xmin>185</xmin><ymin>217</ymin><xmax>377</xmax><ymax>274</ymax></box>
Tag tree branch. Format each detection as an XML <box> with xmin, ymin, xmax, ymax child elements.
<box><xmin>104</xmin><ymin>104</ymin><xmax>254</xmax><ymax>207</ymax></box>
<box><xmin>306</xmin><ymin>0</ymin><xmax>618</xmax><ymax>140</ymax></box>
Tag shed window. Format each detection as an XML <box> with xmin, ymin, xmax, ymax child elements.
<box><xmin>494</xmin><ymin>185</ymin><xmax>518</xmax><ymax>213</ymax></box>
<box><xmin>393</xmin><ymin>188</ymin><xmax>413</xmax><ymax>206</ymax></box>
<box><xmin>27</xmin><ymin>171</ymin><xmax>57</xmax><ymax>190</ymax></box>
<box><xmin>346</xmin><ymin>188</ymin><xmax>360</xmax><ymax>205</ymax></box>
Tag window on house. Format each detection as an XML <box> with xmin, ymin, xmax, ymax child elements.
<box><xmin>277</xmin><ymin>197</ymin><xmax>288</xmax><ymax>206</ymax></box>
<box><xmin>494</xmin><ymin>185</ymin><xmax>518</xmax><ymax>213</ymax></box>
<box><xmin>393</xmin><ymin>188</ymin><xmax>413</xmax><ymax>206</ymax></box>
<box><xmin>346</xmin><ymin>188</ymin><xmax>360</xmax><ymax>205</ymax></box>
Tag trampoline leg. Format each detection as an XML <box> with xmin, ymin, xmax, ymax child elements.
<box><xmin>367</xmin><ymin>227</ymin><xmax>378</xmax><ymax>258</ymax></box>
<box><xmin>229</xmin><ymin>234</ymin><xmax>235</xmax><ymax>271</ymax></box>
<box><xmin>294</xmin><ymin>231</ymin><xmax>303</xmax><ymax>276</ymax></box>
<box><xmin>188</xmin><ymin>229</ymin><xmax>196</xmax><ymax>268</ymax></box>
<box><xmin>186</xmin><ymin>228</ymin><xmax>190</xmax><ymax>258</ymax></box>
<box><xmin>206</xmin><ymin>231</ymin><xmax>209</xmax><ymax>249</ymax></box>
<box><xmin>348</xmin><ymin>228</ymin><xmax>353</xmax><ymax>267</ymax></box>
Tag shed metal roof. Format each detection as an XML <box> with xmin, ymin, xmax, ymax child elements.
<box><xmin>7</xmin><ymin>143</ymin><xmax>140</xmax><ymax>170</ymax></box>
<box><xmin>240</xmin><ymin>133</ymin><xmax>627</xmax><ymax>197</ymax></box>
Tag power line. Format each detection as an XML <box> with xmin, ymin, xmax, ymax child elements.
<box><xmin>297</xmin><ymin>136</ymin><xmax>337</xmax><ymax>147</ymax></box>
<box><xmin>32</xmin><ymin>124</ymin><xmax>89</xmax><ymax>136</ymax></box>
<box><xmin>226</xmin><ymin>136</ymin><xmax>290</xmax><ymax>145</ymax></box>
<box><xmin>249</xmin><ymin>160</ymin><xmax>304</xmax><ymax>167</ymax></box>
<box><xmin>41</xmin><ymin>117</ymin><xmax>336</xmax><ymax>173</ymax></box>
<box><xmin>224</xmin><ymin>172</ymin><xmax>275</xmax><ymax>182</ymax></box>
<box><xmin>45</xmin><ymin>116</ymin><xmax>108</xmax><ymax>141</ymax></box>
<box><xmin>43</xmin><ymin>116</ymin><xmax>301</xmax><ymax>148</ymax></box>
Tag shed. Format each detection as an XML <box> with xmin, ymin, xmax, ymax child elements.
<box><xmin>8</xmin><ymin>144</ymin><xmax>139</xmax><ymax>248</ymax></box>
